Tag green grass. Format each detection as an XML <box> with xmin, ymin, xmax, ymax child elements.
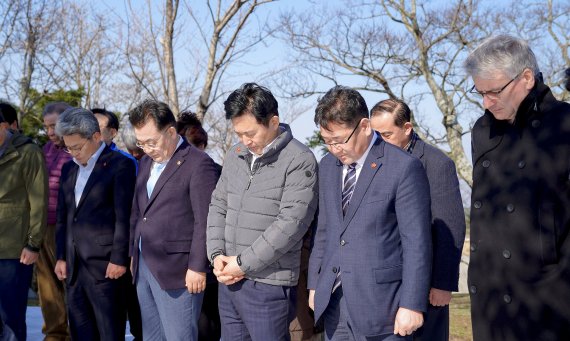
<box><xmin>450</xmin><ymin>294</ymin><xmax>473</xmax><ymax>340</ymax></box>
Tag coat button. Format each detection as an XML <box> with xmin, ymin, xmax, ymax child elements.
<box><xmin>506</xmin><ymin>204</ymin><xmax>515</xmax><ymax>213</ymax></box>
<box><xmin>502</xmin><ymin>250</ymin><xmax>511</xmax><ymax>259</ymax></box>
<box><xmin>503</xmin><ymin>294</ymin><xmax>512</xmax><ymax>303</ymax></box>
<box><xmin>340</xmin><ymin>240</ymin><xmax>346</xmax><ymax>246</ymax></box>
<box><xmin>73</xmin><ymin>218</ymin><xmax>77</xmax><ymax>223</ymax></box>
<box><xmin>531</xmin><ymin>120</ymin><xmax>540</xmax><ymax>128</ymax></box>
<box><xmin>332</xmin><ymin>267</ymin><xmax>338</xmax><ymax>274</ymax></box>
<box><xmin>473</xmin><ymin>201</ymin><xmax>482</xmax><ymax>209</ymax></box>
<box><xmin>482</xmin><ymin>160</ymin><xmax>491</xmax><ymax>168</ymax></box>
<box><xmin>470</xmin><ymin>244</ymin><xmax>477</xmax><ymax>252</ymax></box>
<box><xmin>143</xmin><ymin>217</ymin><xmax>147</xmax><ymax>222</ymax></box>
<box><xmin>469</xmin><ymin>285</ymin><xmax>477</xmax><ymax>294</ymax></box>
<box><xmin>518</xmin><ymin>160</ymin><xmax>526</xmax><ymax>169</ymax></box>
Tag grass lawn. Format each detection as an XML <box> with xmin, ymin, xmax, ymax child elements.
<box><xmin>450</xmin><ymin>294</ymin><xmax>473</xmax><ymax>340</ymax></box>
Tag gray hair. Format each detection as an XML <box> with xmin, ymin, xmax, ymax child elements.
<box><xmin>55</xmin><ymin>107</ymin><xmax>100</xmax><ymax>138</ymax></box>
<box><xmin>464</xmin><ymin>34</ymin><xmax>540</xmax><ymax>79</ymax></box>
<box><xmin>120</xmin><ymin>115</ymin><xmax>138</xmax><ymax>150</ymax></box>
<box><xmin>43</xmin><ymin>102</ymin><xmax>72</xmax><ymax>117</ymax></box>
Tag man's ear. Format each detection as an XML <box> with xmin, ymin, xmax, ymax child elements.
<box><xmin>270</xmin><ymin>115</ymin><xmax>280</xmax><ymax>129</ymax></box>
<box><xmin>403</xmin><ymin>122</ymin><xmax>413</xmax><ymax>136</ymax></box>
<box><xmin>522</xmin><ymin>68</ymin><xmax>536</xmax><ymax>90</ymax></box>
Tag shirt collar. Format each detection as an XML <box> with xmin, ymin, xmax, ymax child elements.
<box><xmin>248</xmin><ymin>127</ymin><xmax>283</xmax><ymax>158</ymax></box>
<box><xmin>349</xmin><ymin>132</ymin><xmax>377</xmax><ymax>169</ymax></box>
<box><xmin>73</xmin><ymin>142</ymin><xmax>105</xmax><ymax>169</ymax></box>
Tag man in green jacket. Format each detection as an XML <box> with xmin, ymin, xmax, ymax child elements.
<box><xmin>0</xmin><ymin>108</ymin><xmax>48</xmax><ymax>341</ymax></box>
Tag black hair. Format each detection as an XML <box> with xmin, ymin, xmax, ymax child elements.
<box><xmin>314</xmin><ymin>85</ymin><xmax>368</xmax><ymax>130</ymax></box>
<box><xmin>224</xmin><ymin>83</ymin><xmax>278</xmax><ymax>126</ymax></box>
<box><xmin>128</xmin><ymin>99</ymin><xmax>176</xmax><ymax>130</ymax></box>
<box><xmin>177</xmin><ymin>111</ymin><xmax>208</xmax><ymax>148</ymax></box>
<box><xmin>92</xmin><ymin>108</ymin><xmax>119</xmax><ymax>130</ymax></box>
<box><xmin>370</xmin><ymin>98</ymin><xmax>411</xmax><ymax>127</ymax></box>
<box><xmin>0</xmin><ymin>102</ymin><xmax>18</xmax><ymax>125</ymax></box>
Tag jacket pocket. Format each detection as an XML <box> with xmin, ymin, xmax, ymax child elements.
<box><xmin>96</xmin><ymin>234</ymin><xmax>114</xmax><ymax>246</ymax></box>
<box><xmin>374</xmin><ymin>264</ymin><xmax>403</xmax><ymax>283</ymax></box>
<box><xmin>364</xmin><ymin>193</ymin><xmax>389</xmax><ymax>205</ymax></box>
<box><xmin>163</xmin><ymin>240</ymin><xmax>191</xmax><ymax>254</ymax></box>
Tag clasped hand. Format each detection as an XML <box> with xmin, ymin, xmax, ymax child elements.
<box><xmin>213</xmin><ymin>255</ymin><xmax>245</xmax><ymax>285</ymax></box>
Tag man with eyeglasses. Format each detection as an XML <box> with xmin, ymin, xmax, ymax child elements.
<box><xmin>308</xmin><ymin>86</ymin><xmax>432</xmax><ymax>341</ymax></box>
<box><xmin>0</xmin><ymin>107</ymin><xmax>48</xmax><ymax>341</ymax></box>
<box><xmin>54</xmin><ymin>107</ymin><xmax>136</xmax><ymax>340</ymax></box>
<box><xmin>129</xmin><ymin>99</ymin><xmax>219</xmax><ymax>340</ymax></box>
<box><xmin>465</xmin><ymin>35</ymin><xmax>570</xmax><ymax>341</ymax></box>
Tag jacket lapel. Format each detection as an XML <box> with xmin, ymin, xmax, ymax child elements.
<box><xmin>411</xmin><ymin>138</ymin><xmax>425</xmax><ymax>160</ymax></box>
<box><xmin>145</xmin><ymin>141</ymin><xmax>190</xmax><ymax>210</ymax></box>
<box><xmin>341</xmin><ymin>137</ymin><xmax>384</xmax><ymax>231</ymax></box>
<box><xmin>75</xmin><ymin>147</ymin><xmax>112</xmax><ymax>212</ymax></box>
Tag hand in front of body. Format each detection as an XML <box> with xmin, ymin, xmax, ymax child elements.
<box><xmin>393</xmin><ymin>307</ymin><xmax>423</xmax><ymax>336</ymax></box>
<box><xmin>20</xmin><ymin>248</ymin><xmax>39</xmax><ymax>265</ymax></box>
<box><xmin>185</xmin><ymin>269</ymin><xmax>206</xmax><ymax>293</ymax></box>
<box><xmin>429</xmin><ymin>288</ymin><xmax>452</xmax><ymax>306</ymax></box>
<box><xmin>214</xmin><ymin>255</ymin><xmax>244</xmax><ymax>285</ymax></box>
<box><xmin>55</xmin><ymin>260</ymin><xmax>67</xmax><ymax>280</ymax></box>
<box><xmin>309</xmin><ymin>289</ymin><xmax>315</xmax><ymax>311</ymax></box>
<box><xmin>105</xmin><ymin>263</ymin><xmax>126</xmax><ymax>279</ymax></box>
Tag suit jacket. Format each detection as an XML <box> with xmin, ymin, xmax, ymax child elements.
<box><xmin>411</xmin><ymin>138</ymin><xmax>465</xmax><ymax>292</ymax></box>
<box><xmin>56</xmin><ymin>146</ymin><xmax>136</xmax><ymax>283</ymax></box>
<box><xmin>308</xmin><ymin>136</ymin><xmax>432</xmax><ymax>337</ymax></box>
<box><xmin>130</xmin><ymin>140</ymin><xmax>219</xmax><ymax>290</ymax></box>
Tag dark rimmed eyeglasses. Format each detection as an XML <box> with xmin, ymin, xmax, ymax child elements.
<box><xmin>469</xmin><ymin>71</ymin><xmax>523</xmax><ymax>100</ymax></box>
<box><xmin>324</xmin><ymin>121</ymin><xmax>361</xmax><ymax>149</ymax></box>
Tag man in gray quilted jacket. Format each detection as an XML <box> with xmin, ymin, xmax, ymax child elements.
<box><xmin>207</xmin><ymin>83</ymin><xmax>318</xmax><ymax>341</ymax></box>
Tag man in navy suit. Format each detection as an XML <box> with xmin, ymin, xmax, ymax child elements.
<box><xmin>129</xmin><ymin>100</ymin><xmax>219</xmax><ymax>340</ymax></box>
<box><xmin>54</xmin><ymin>108</ymin><xmax>136</xmax><ymax>340</ymax></box>
<box><xmin>370</xmin><ymin>98</ymin><xmax>466</xmax><ymax>341</ymax></box>
<box><xmin>308</xmin><ymin>86</ymin><xmax>432</xmax><ymax>341</ymax></box>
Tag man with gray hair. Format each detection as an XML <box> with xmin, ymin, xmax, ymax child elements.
<box><xmin>37</xmin><ymin>101</ymin><xmax>72</xmax><ymax>341</ymax></box>
<box><xmin>465</xmin><ymin>34</ymin><xmax>570</xmax><ymax>340</ymax></box>
<box><xmin>54</xmin><ymin>108</ymin><xmax>136</xmax><ymax>340</ymax></box>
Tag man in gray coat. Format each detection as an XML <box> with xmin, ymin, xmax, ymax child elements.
<box><xmin>207</xmin><ymin>83</ymin><xmax>318</xmax><ymax>341</ymax></box>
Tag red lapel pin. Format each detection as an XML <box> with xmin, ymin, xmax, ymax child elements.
<box><xmin>371</xmin><ymin>162</ymin><xmax>377</xmax><ymax>169</ymax></box>
<box><xmin>236</xmin><ymin>147</ymin><xmax>241</xmax><ymax>153</ymax></box>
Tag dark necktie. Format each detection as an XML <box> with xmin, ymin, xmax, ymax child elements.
<box><xmin>341</xmin><ymin>163</ymin><xmax>357</xmax><ymax>216</ymax></box>
<box><xmin>333</xmin><ymin>162</ymin><xmax>357</xmax><ymax>293</ymax></box>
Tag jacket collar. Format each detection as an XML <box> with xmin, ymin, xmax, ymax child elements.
<box><xmin>144</xmin><ymin>139</ymin><xmax>192</xmax><ymax>210</ymax></box>
<box><xmin>235</xmin><ymin>123</ymin><xmax>294</xmax><ymax>167</ymax></box>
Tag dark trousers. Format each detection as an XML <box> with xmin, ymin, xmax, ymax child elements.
<box><xmin>0</xmin><ymin>259</ymin><xmax>33</xmax><ymax>341</ymax></box>
<box><xmin>66</xmin><ymin>262</ymin><xmax>127</xmax><ymax>341</ymax></box>
<box><xmin>218</xmin><ymin>279</ymin><xmax>297</xmax><ymax>341</ymax></box>
<box><xmin>198</xmin><ymin>274</ymin><xmax>221</xmax><ymax>341</ymax></box>
<box><xmin>323</xmin><ymin>287</ymin><xmax>411</xmax><ymax>341</ymax></box>
<box><xmin>123</xmin><ymin>271</ymin><xmax>142</xmax><ymax>340</ymax></box>
<box><xmin>413</xmin><ymin>304</ymin><xmax>449</xmax><ymax>341</ymax></box>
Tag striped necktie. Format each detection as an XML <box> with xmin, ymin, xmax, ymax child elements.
<box><xmin>333</xmin><ymin>162</ymin><xmax>357</xmax><ymax>293</ymax></box>
<box><xmin>341</xmin><ymin>163</ymin><xmax>357</xmax><ymax>216</ymax></box>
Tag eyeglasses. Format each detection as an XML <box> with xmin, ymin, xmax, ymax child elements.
<box><xmin>63</xmin><ymin>139</ymin><xmax>90</xmax><ymax>154</ymax></box>
<box><xmin>469</xmin><ymin>72</ymin><xmax>522</xmax><ymax>100</ymax></box>
<box><xmin>324</xmin><ymin>120</ymin><xmax>361</xmax><ymax>149</ymax></box>
<box><xmin>135</xmin><ymin>128</ymin><xmax>169</xmax><ymax>150</ymax></box>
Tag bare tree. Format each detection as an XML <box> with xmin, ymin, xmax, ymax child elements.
<box><xmin>14</xmin><ymin>0</ymin><xmax>60</xmax><ymax>123</ymax></box>
<box><xmin>164</xmin><ymin>0</ymin><xmax>180</xmax><ymax>116</ymax></box>
<box><xmin>188</xmin><ymin>0</ymin><xmax>275</xmax><ymax>121</ymax></box>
